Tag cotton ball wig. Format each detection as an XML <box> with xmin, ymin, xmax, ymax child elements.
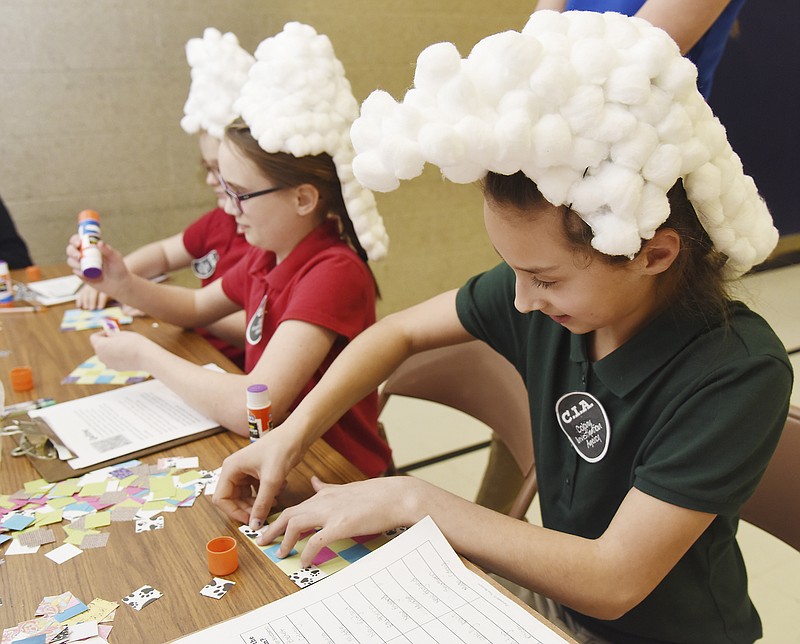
<box><xmin>351</xmin><ymin>10</ymin><xmax>777</xmax><ymax>276</ymax></box>
<box><xmin>235</xmin><ymin>22</ymin><xmax>388</xmax><ymax>261</ymax></box>
<box><xmin>180</xmin><ymin>28</ymin><xmax>254</xmax><ymax>140</ymax></box>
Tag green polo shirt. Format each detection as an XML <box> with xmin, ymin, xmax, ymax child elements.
<box><xmin>456</xmin><ymin>262</ymin><xmax>793</xmax><ymax>644</ymax></box>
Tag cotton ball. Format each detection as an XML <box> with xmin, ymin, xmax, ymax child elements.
<box><xmin>467</xmin><ymin>31</ymin><xmax>542</xmax><ymax>103</ymax></box>
<box><xmin>286</xmin><ymin>134</ymin><xmax>311</xmax><ymax>158</ymax></box>
<box><xmin>655</xmin><ymin>55</ymin><xmax>698</xmax><ymax>101</ymax></box>
<box><xmin>642</xmin><ymin>143</ymin><xmax>682</xmax><ymax>190</ymax></box>
<box><xmin>454</xmin><ymin>116</ymin><xmax>497</xmax><ymax>164</ymax></box>
<box><xmin>582</xmin><ymin>206</ymin><xmax>643</xmax><ymax>258</ymax></box>
<box><xmin>418</xmin><ymin>122</ymin><xmax>467</xmax><ymax>168</ymax></box>
<box><xmin>352</xmin><ymin>150</ymin><xmax>400</xmax><ymax>192</ymax></box>
<box><xmin>595</xmin><ymin>162</ymin><xmax>645</xmax><ymax>216</ymax></box>
<box><xmin>685</xmin><ymin>161</ymin><xmax>722</xmax><ymax>205</ymax></box>
<box><xmin>566</xmin><ymin>10</ymin><xmax>607</xmax><ymax>40</ymax></box>
<box><xmin>523</xmin><ymin>9</ymin><xmax>569</xmax><ymax>37</ymax></box>
<box><xmin>531</xmin><ymin>165</ymin><xmax>584</xmax><ymax>207</ymax></box>
<box><xmin>677</xmin><ymin>136</ymin><xmax>710</xmax><ymax>175</ymax></box>
<box><xmin>381</xmin><ymin>135</ymin><xmax>425</xmax><ymax>181</ymax></box>
<box><xmin>605</xmin><ymin>65</ymin><xmax>651</xmax><ymax>105</ymax></box>
<box><xmin>622</xmin><ymin>30</ymin><xmax>675</xmax><ymax>78</ymax></box>
<box><xmin>414</xmin><ymin>41</ymin><xmax>463</xmax><ymax>93</ymax></box>
<box><xmin>611</xmin><ymin>122</ymin><xmax>659</xmax><ymax>170</ymax></box>
<box><xmin>531</xmin><ymin>113</ymin><xmax>572</xmax><ymax>166</ymax></box>
<box><xmin>491</xmin><ymin>110</ymin><xmax>533</xmax><ymax>175</ymax></box>
<box><xmin>636</xmin><ymin>182</ymin><xmax>671</xmax><ymax>236</ymax></box>
<box><xmin>436</xmin><ymin>73</ymin><xmax>481</xmax><ymax>120</ymax></box>
<box><xmin>560</xmin><ymin>84</ymin><xmax>605</xmax><ymax>135</ymax></box>
<box><xmin>529</xmin><ymin>55</ymin><xmax>577</xmax><ymax>107</ymax></box>
<box><xmin>628</xmin><ymin>85</ymin><xmax>672</xmax><ymax>126</ymax></box>
<box><xmin>603</xmin><ymin>11</ymin><xmax>641</xmax><ymax>49</ymax></box>
<box><xmin>567</xmin><ymin>172</ymin><xmax>609</xmax><ymax>215</ymax></box>
<box><xmin>590</xmin><ymin>104</ymin><xmax>637</xmax><ymax>143</ymax></box>
<box><xmin>570</xmin><ymin>37</ymin><xmax>618</xmax><ymax>85</ymax></box>
<box><xmin>656</xmin><ymin>103</ymin><xmax>692</xmax><ymax>144</ymax></box>
<box><xmin>569</xmin><ymin>136</ymin><xmax>608</xmax><ymax>173</ymax></box>
<box><xmin>498</xmin><ymin>88</ymin><xmax>540</xmax><ymax>119</ymax></box>
<box><xmin>693</xmin><ymin>118</ymin><xmax>729</xmax><ymax>159</ymax></box>
<box><xmin>440</xmin><ymin>162</ymin><xmax>487</xmax><ymax>184</ymax></box>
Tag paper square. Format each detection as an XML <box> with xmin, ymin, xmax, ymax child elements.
<box><xmin>134</xmin><ymin>516</ymin><xmax>164</xmax><ymax>533</ymax></box>
<box><xmin>5</xmin><ymin>540</ymin><xmax>40</xmax><ymax>555</ymax></box>
<box><xmin>121</xmin><ymin>585</ymin><xmax>162</xmax><ymax>611</ymax></box>
<box><xmin>17</xmin><ymin>528</ymin><xmax>56</xmax><ymax>547</ymax></box>
<box><xmin>1</xmin><ymin>514</ymin><xmax>35</xmax><ymax>531</ymax></box>
<box><xmin>199</xmin><ymin>577</ymin><xmax>235</xmax><ymax>600</ymax></box>
<box><xmin>80</xmin><ymin>533</ymin><xmax>110</xmax><ymax>549</ymax></box>
<box><xmin>45</xmin><ymin>543</ymin><xmax>83</xmax><ymax>564</ymax></box>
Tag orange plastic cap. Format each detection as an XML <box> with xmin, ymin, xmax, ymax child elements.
<box><xmin>78</xmin><ymin>209</ymin><xmax>100</xmax><ymax>222</ymax></box>
<box><xmin>10</xmin><ymin>366</ymin><xmax>34</xmax><ymax>392</ymax></box>
<box><xmin>206</xmin><ymin>536</ymin><xmax>238</xmax><ymax>576</ymax></box>
<box><xmin>25</xmin><ymin>265</ymin><xmax>42</xmax><ymax>281</ymax></box>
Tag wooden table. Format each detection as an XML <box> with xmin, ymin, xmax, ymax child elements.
<box><xmin>1</xmin><ymin>265</ymin><xmax>575</xmax><ymax>643</ymax></box>
<box><xmin>0</xmin><ymin>264</ymin><xmax>367</xmax><ymax>641</ymax></box>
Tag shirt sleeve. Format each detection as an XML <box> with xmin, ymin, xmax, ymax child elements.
<box><xmin>279</xmin><ymin>250</ymin><xmax>375</xmax><ymax>340</ymax></box>
<box><xmin>220</xmin><ymin>250</ymin><xmax>254</xmax><ymax>308</ymax></box>
<box><xmin>634</xmin><ymin>352</ymin><xmax>793</xmax><ymax>516</ymax></box>
<box><xmin>181</xmin><ymin>209</ymin><xmax>217</xmax><ymax>259</ymax></box>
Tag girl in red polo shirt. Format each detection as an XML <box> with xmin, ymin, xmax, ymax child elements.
<box><xmin>66</xmin><ymin>23</ymin><xmax>391</xmax><ymax>478</ymax></box>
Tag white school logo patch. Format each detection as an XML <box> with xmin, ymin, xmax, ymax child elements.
<box><xmin>191</xmin><ymin>249</ymin><xmax>219</xmax><ymax>279</ymax></box>
<box><xmin>246</xmin><ymin>293</ymin><xmax>268</xmax><ymax>346</ymax></box>
<box><xmin>555</xmin><ymin>392</ymin><xmax>610</xmax><ymax>463</ymax></box>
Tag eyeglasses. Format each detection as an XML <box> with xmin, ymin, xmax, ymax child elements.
<box><xmin>216</xmin><ymin>173</ymin><xmax>284</xmax><ymax>215</ymax></box>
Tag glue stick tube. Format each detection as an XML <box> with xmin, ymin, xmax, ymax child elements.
<box><xmin>247</xmin><ymin>384</ymin><xmax>273</xmax><ymax>443</ymax></box>
<box><xmin>0</xmin><ymin>260</ymin><xmax>12</xmax><ymax>306</ymax></box>
<box><xmin>78</xmin><ymin>210</ymin><xmax>103</xmax><ymax>279</ymax></box>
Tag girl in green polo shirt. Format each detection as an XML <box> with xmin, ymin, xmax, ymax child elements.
<box><xmin>212</xmin><ymin>11</ymin><xmax>792</xmax><ymax>643</ymax></box>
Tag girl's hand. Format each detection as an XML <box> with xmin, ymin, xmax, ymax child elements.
<box><xmin>66</xmin><ymin>238</ymin><xmax>130</xmax><ymax>295</ymax></box>
<box><xmin>89</xmin><ymin>330</ymin><xmax>149</xmax><ymax>372</ymax></box>
<box><xmin>212</xmin><ymin>429</ymin><xmax>305</xmax><ymax>530</ymax></box>
<box><xmin>76</xmin><ymin>284</ymin><xmax>110</xmax><ymax>310</ymax></box>
<box><xmin>257</xmin><ymin>475</ymin><xmax>419</xmax><ymax>568</ymax></box>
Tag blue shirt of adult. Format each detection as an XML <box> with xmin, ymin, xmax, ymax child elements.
<box><xmin>564</xmin><ymin>0</ymin><xmax>747</xmax><ymax>98</ymax></box>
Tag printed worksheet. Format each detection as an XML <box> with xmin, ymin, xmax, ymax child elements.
<box><xmin>172</xmin><ymin>516</ymin><xmax>570</xmax><ymax>643</ymax></box>
<box><xmin>29</xmin><ymin>378</ymin><xmax>219</xmax><ymax>469</ymax></box>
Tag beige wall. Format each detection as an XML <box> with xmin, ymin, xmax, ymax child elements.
<box><xmin>0</xmin><ymin>0</ymin><xmax>534</xmax><ymax>316</ymax></box>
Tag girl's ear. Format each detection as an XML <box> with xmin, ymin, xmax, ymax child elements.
<box><xmin>294</xmin><ymin>184</ymin><xmax>320</xmax><ymax>217</ymax></box>
<box><xmin>640</xmin><ymin>228</ymin><xmax>681</xmax><ymax>275</ymax></box>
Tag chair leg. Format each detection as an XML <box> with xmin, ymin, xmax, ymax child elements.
<box><xmin>475</xmin><ymin>433</ymin><xmax>525</xmax><ymax>515</ymax></box>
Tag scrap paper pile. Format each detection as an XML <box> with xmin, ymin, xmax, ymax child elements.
<box><xmin>59</xmin><ymin>307</ymin><xmax>133</xmax><ymax>333</ymax></box>
<box><xmin>0</xmin><ymin>457</ymin><xmax>220</xmax><ymax>560</ymax></box>
<box><xmin>239</xmin><ymin>518</ymin><xmax>407</xmax><ymax>588</ymax></box>
<box><xmin>1</xmin><ymin>592</ymin><xmax>117</xmax><ymax>643</ymax></box>
<box><xmin>61</xmin><ymin>355</ymin><xmax>150</xmax><ymax>386</ymax></box>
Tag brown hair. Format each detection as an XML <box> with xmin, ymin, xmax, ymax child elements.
<box><xmin>481</xmin><ymin>171</ymin><xmax>730</xmax><ymax>319</ymax></box>
<box><xmin>225</xmin><ymin>120</ymin><xmax>379</xmax><ymax>295</ymax></box>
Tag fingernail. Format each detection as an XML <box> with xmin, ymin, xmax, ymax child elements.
<box><xmin>249</xmin><ymin>518</ymin><xmax>263</xmax><ymax>531</ymax></box>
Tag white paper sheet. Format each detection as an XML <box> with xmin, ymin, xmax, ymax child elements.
<box><xmin>26</xmin><ymin>274</ymin><xmax>82</xmax><ymax>305</ymax></box>
<box><xmin>29</xmin><ymin>378</ymin><xmax>218</xmax><ymax>469</ymax></box>
<box><xmin>172</xmin><ymin>516</ymin><xmax>569</xmax><ymax>644</ymax></box>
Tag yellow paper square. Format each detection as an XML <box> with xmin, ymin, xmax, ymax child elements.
<box><xmin>49</xmin><ymin>479</ymin><xmax>80</xmax><ymax>498</ymax></box>
<box><xmin>149</xmin><ymin>476</ymin><xmax>176</xmax><ymax>500</ymax></box>
<box><xmin>84</xmin><ymin>512</ymin><xmax>111</xmax><ymax>529</ymax></box>
<box><xmin>24</xmin><ymin>478</ymin><xmax>54</xmax><ymax>494</ymax></box>
<box><xmin>79</xmin><ymin>482</ymin><xmax>108</xmax><ymax>497</ymax></box>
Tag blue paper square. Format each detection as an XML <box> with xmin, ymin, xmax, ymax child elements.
<box><xmin>337</xmin><ymin>543</ymin><xmax>371</xmax><ymax>563</ymax></box>
<box><xmin>55</xmin><ymin>600</ymin><xmax>88</xmax><ymax>622</ymax></box>
<box><xmin>262</xmin><ymin>543</ymin><xmax>297</xmax><ymax>562</ymax></box>
<box><xmin>0</xmin><ymin>514</ymin><xmax>35</xmax><ymax>531</ymax></box>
